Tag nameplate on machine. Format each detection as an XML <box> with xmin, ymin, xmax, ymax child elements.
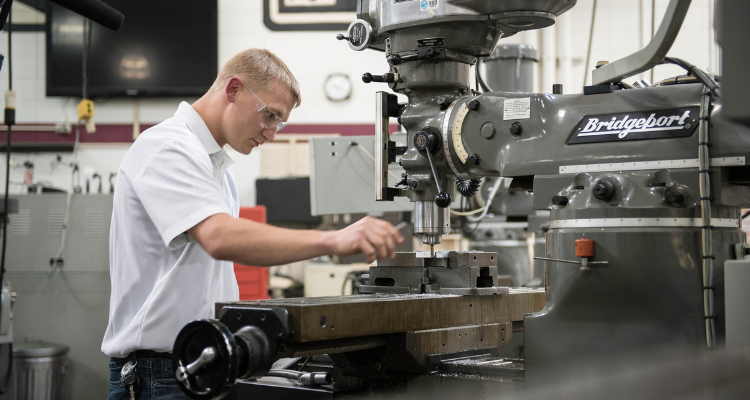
<box><xmin>568</xmin><ymin>107</ymin><xmax>699</xmax><ymax>144</ymax></box>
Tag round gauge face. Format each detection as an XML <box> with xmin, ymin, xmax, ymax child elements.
<box><xmin>324</xmin><ymin>73</ymin><xmax>352</xmax><ymax>102</ymax></box>
<box><xmin>451</xmin><ymin>103</ymin><xmax>470</xmax><ymax>164</ymax></box>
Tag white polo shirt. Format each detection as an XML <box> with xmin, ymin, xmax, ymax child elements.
<box><xmin>102</xmin><ymin>102</ymin><xmax>240</xmax><ymax>358</ymax></box>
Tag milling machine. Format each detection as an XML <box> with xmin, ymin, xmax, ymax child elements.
<box><xmin>171</xmin><ymin>0</ymin><xmax>750</xmax><ymax>398</ymax></box>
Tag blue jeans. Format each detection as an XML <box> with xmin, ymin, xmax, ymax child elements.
<box><xmin>108</xmin><ymin>351</ymin><xmax>189</xmax><ymax>400</ymax></box>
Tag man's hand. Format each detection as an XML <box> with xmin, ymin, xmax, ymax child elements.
<box><xmin>188</xmin><ymin>214</ymin><xmax>404</xmax><ymax>266</ymax></box>
<box><xmin>328</xmin><ymin>216</ymin><xmax>405</xmax><ymax>263</ymax></box>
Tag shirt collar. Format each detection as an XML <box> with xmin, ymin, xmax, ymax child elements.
<box><xmin>175</xmin><ymin>101</ymin><xmax>222</xmax><ymax>154</ymax></box>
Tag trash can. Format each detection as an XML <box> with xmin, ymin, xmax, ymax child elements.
<box><xmin>13</xmin><ymin>335</ymin><xmax>70</xmax><ymax>400</ymax></box>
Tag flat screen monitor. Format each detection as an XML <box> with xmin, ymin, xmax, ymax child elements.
<box><xmin>46</xmin><ymin>0</ymin><xmax>217</xmax><ymax>97</ymax></box>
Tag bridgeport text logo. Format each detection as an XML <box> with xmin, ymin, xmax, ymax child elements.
<box><xmin>568</xmin><ymin>107</ymin><xmax>699</xmax><ymax>145</ymax></box>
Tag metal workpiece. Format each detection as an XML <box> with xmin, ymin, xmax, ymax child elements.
<box><xmin>360</xmin><ymin>251</ymin><xmax>508</xmax><ymax>295</ymax></box>
<box><xmin>413</xmin><ymin>201</ymin><xmax>451</xmax><ymax>245</ymax></box>
<box><xmin>446</xmin><ymin>84</ymin><xmax>750</xmax><ymax>178</ymax></box>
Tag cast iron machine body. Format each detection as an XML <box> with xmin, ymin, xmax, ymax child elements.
<box><xmin>346</xmin><ymin>0</ymin><xmax>750</xmax><ymax>385</ymax></box>
<box><xmin>344</xmin><ymin>0</ymin><xmax>750</xmax><ymax>384</ymax></box>
<box><xmin>172</xmin><ymin>0</ymin><xmax>750</xmax><ymax>398</ymax></box>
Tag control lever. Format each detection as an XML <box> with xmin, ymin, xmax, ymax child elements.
<box><xmin>362</xmin><ymin>72</ymin><xmax>399</xmax><ymax>84</ymax></box>
<box><xmin>414</xmin><ymin>128</ymin><xmax>451</xmax><ymax>208</ymax></box>
<box><xmin>175</xmin><ymin>346</ymin><xmax>217</xmax><ymax>383</ymax></box>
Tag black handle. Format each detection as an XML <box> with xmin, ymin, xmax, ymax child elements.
<box><xmin>414</xmin><ymin>128</ymin><xmax>451</xmax><ymax>208</ymax></box>
<box><xmin>362</xmin><ymin>73</ymin><xmax>395</xmax><ymax>84</ymax></box>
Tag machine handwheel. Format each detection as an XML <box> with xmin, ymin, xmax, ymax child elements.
<box><xmin>172</xmin><ymin>319</ymin><xmax>239</xmax><ymax>400</ymax></box>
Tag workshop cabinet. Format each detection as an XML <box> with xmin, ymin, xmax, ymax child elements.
<box><xmin>234</xmin><ymin>206</ymin><xmax>270</xmax><ymax>300</ymax></box>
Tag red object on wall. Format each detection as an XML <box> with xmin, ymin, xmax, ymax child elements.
<box><xmin>234</xmin><ymin>206</ymin><xmax>270</xmax><ymax>300</ymax></box>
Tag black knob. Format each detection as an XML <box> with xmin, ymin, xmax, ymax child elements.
<box><xmin>435</xmin><ymin>192</ymin><xmax>451</xmax><ymax>208</ymax></box>
<box><xmin>551</xmin><ymin>195</ymin><xmax>568</xmax><ymax>206</ymax></box>
<box><xmin>467</xmin><ymin>99</ymin><xmax>480</xmax><ymax>111</ymax></box>
<box><xmin>665</xmin><ymin>189</ymin><xmax>684</xmax><ymax>203</ymax></box>
<box><xmin>437</xmin><ymin>96</ymin><xmax>450</xmax><ymax>110</ymax></box>
<box><xmin>362</xmin><ymin>73</ymin><xmax>387</xmax><ymax>84</ymax></box>
<box><xmin>363</xmin><ymin>73</ymin><xmax>394</xmax><ymax>84</ymax></box>
<box><xmin>388</xmin><ymin>54</ymin><xmax>402</xmax><ymax>65</ymax></box>
<box><xmin>414</xmin><ymin>128</ymin><xmax>439</xmax><ymax>154</ymax></box>
<box><xmin>593</xmin><ymin>180</ymin><xmax>616</xmax><ymax>201</ymax></box>
<box><xmin>409</xmin><ymin>180</ymin><xmax>418</xmax><ymax>188</ymax></box>
<box><xmin>510</xmin><ymin>122</ymin><xmax>523</xmax><ymax>136</ymax></box>
<box><xmin>467</xmin><ymin>154</ymin><xmax>480</xmax><ymax>166</ymax></box>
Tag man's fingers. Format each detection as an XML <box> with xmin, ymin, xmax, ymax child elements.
<box><xmin>342</xmin><ymin>217</ymin><xmax>405</xmax><ymax>262</ymax></box>
<box><xmin>372</xmin><ymin>218</ymin><xmax>404</xmax><ymax>244</ymax></box>
<box><xmin>366</xmin><ymin>226</ymin><xmax>396</xmax><ymax>259</ymax></box>
<box><xmin>359</xmin><ymin>240</ymin><xmax>377</xmax><ymax>264</ymax></box>
<box><xmin>366</xmin><ymin>232</ymin><xmax>388</xmax><ymax>263</ymax></box>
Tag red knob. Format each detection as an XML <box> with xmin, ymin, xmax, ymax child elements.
<box><xmin>575</xmin><ymin>238</ymin><xmax>595</xmax><ymax>258</ymax></box>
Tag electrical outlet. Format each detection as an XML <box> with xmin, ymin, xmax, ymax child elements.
<box><xmin>55</xmin><ymin>123</ymin><xmax>71</xmax><ymax>135</ymax></box>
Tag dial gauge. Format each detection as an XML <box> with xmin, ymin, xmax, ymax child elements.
<box><xmin>451</xmin><ymin>103</ymin><xmax>470</xmax><ymax>164</ymax></box>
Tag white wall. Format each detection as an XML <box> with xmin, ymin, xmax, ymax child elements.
<box><xmin>500</xmin><ymin>0</ymin><xmax>719</xmax><ymax>93</ymax></box>
<box><xmin>0</xmin><ymin>0</ymin><xmax>720</xmax><ymax>204</ymax></box>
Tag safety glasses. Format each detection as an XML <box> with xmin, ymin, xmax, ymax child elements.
<box><xmin>240</xmin><ymin>80</ymin><xmax>287</xmax><ymax>132</ymax></box>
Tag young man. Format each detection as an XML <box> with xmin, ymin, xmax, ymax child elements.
<box><xmin>102</xmin><ymin>49</ymin><xmax>404</xmax><ymax>399</ymax></box>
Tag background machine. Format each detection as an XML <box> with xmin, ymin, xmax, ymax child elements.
<box><xmin>171</xmin><ymin>0</ymin><xmax>750</xmax><ymax>398</ymax></box>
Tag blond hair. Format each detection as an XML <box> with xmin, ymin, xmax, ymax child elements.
<box><xmin>210</xmin><ymin>48</ymin><xmax>301</xmax><ymax>108</ymax></box>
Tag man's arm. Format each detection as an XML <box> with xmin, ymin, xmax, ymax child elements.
<box><xmin>188</xmin><ymin>214</ymin><xmax>404</xmax><ymax>266</ymax></box>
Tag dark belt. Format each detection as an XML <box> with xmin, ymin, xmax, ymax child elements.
<box><xmin>131</xmin><ymin>349</ymin><xmax>173</xmax><ymax>360</ymax></box>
